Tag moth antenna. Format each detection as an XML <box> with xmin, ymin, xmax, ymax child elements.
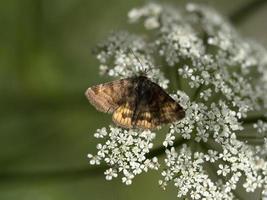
<box><xmin>129</xmin><ymin>48</ymin><xmax>148</xmax><ymax>76</ymax></box>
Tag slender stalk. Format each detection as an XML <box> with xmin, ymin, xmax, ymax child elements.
<box><xmin>147</xmin><ymin>137</ymin><xmax>186</xmax><ymax>158</ymax></box>
<box><xmin>242</xmin><ymin>115</ymin><xmax>267</xmax><ymax>124</ymax></box>
<box><xmin>229</xmin><ymin>0</ymin><xmax>267</xmax><ymax>25</ymax></box>
<box><xmin>191</xmin><ymin>85</ymin><xmax>204</xmax><ymax>101</ymax></box>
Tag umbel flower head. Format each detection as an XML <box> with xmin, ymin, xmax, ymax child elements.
<box><xmin>88</xmin><ymin>2</ymin><xmax>267</xmax><ymax>199</ymax></box>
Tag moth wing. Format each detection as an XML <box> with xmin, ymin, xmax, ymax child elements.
<box><xmin>132</xmin><ymin>109</ymin><xmax>158</xmax><ymax>130</ymax></box>
<box><xmin>112</xmin><ymin>102</ymin><xmax>134</xmax><ymax>129</ymax></box>
<box><xmin>112</xmin><ymin>103</ymin><xmax>160</xmax><ymax>130</ymax></box>
<box><xmin>85</xmin><ymin>78</ymin><xmax>135</xmax><ymax>113</ymax></box>
<box><xmin>133</xmin><ymin>80</ymin><xmax>185</xmax><ymax>129</ymax></box>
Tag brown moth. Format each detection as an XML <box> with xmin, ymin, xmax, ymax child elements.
<box><xmin>85</xmin><ymin>76</ymin><xmax>185</xmax><ymax>130</ymax></box>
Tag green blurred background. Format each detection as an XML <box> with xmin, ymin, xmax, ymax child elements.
<box><xmin>0</xmin><ymin>0</ymin><xmax>266</xmax><ymax>199</ymax></box>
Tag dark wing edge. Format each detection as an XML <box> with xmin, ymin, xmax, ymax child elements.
<box><xmin>145</xmin><ymin>81</ymin><xmax>185</xmax><ymax>126</ymax></box>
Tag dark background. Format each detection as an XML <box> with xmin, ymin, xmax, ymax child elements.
<box><xmin>0</xmin><ymin>0</ymin><xmax>267</xmax><ymax>199</ymax></box>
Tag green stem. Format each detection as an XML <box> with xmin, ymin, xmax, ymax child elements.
<box><xmin>229</xmin><ymin>0</ymin><xmax>267</xmax><ymax>25</ymax></box>
<box><xmin>191</xmin><ymin>84</ymin><xmax>204</xmax><ymax>101</ymax></box>
<box><xmin>147</xmin><ymin>137</ymin><xmax>186</xmax><ymax>158</ymax></box>
<box><xmin>241</xmin><ymin>115</ymin><xmax>267</xmax><ymax>124</ymax></box>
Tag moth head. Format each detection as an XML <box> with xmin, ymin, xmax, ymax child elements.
<box><xmin>137</xmin><ymin>68</ymin><xmax>149</xmax><ymax>77</ymax></box>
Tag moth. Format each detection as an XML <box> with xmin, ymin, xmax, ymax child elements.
<box><xmin>85</xmin><ymin>76</ymin><xmax>185</xmax><ymax>130</ymax></box>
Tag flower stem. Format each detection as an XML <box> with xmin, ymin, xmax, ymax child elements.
<box><xmin>242</xmin><ymin>115</ymin><xmax>267</xmax><ymax>124</ymax></box>
<box><xmin>147</xmin><ymin>137</ymin><xmax>186</xmax><ymax>158</ymax></box>
<box><xmin>229</xmin><ymin>0</ymin><xmax>267</xmax><ymax>25</ymax></box>
<box><xmin>192</xmin><ymin>85</ymin><xmax>204</xmax><ymax>101</ymax></box>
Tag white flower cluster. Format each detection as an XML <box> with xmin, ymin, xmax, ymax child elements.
<box><xmin>88</xmin><ymin>126</ymin><xmax>159</xmax><ymax>185</ymax></box>
<box><xmin>159</xmin><ymin>145</ymin><xmax>234</xmax><ymax>200</ymax></box>
<box><xmin>95</xmin><ymin>31</ymin><xmax>169</xmax><ymax>89</ymax></box>
<box><xmin>128</xmin><ymin>3</ymin><xmax>162</xmax><ymax>29</ymax></box>
<box><xmin>89</xmin><ymin>2</ymin><xmax>267</xmax><ymax>199</ymax></box>
<box><xmin>254</xmin><ymin>120</ymin><xmax>267</xmax><ymax>134</ymax></box>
